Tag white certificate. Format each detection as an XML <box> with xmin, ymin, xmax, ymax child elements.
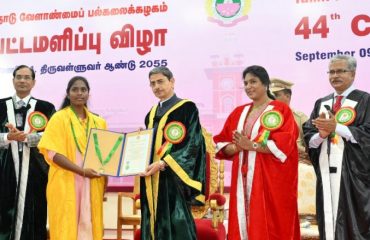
<box><xmin>120</xmin><ymin>129</ymin><xmax>153</xmax><ymax>176</ymax></box>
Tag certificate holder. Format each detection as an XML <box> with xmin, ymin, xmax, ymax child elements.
<box><xmin>83</xmin><ymin>128</ymin><xmax>154</xmax><ymax>176</ymax></box>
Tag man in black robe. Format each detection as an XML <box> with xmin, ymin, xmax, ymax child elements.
<box><xmin>303</xmin><ymin>55</ymin><xmax>370</xmax><ymax>240</ymax></box>
<box><xmin>140</xmin><ymin>66</ymin><xmax>206</xmax><ymax>240</ymax></box>
<box><xmin>0</xmin><ymin>65</ymin><xmax>55</xmax><ymax>240</ymax></box>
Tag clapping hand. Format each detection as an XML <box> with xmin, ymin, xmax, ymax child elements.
<box><xmin>5</xmin><ymin>123</ymin><xmax>27</xmax><ymax>142</ymax></box>
<box><xmin>312</xmin><ymin>112</ymin><xmax>336</xmax><ymax>138</ymax></box>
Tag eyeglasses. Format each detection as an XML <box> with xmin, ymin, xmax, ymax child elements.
<box><xmin>14</xmin><ymin>75</ymin><xmax>33</xmax><ymax>81</ymax></box>
<box><xmin>327</xmin><ymin>69</ymin><xmax>351</xmax><ymax>75</ymax></box>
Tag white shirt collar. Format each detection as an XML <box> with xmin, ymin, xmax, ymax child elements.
<box><xmin>159</xmin><ymin>94</ymin><xmax>174</xmax><ymax>107</ymax></box>
<box><xmin>14</xmin><ymin>94</ymin><xmax>31</xmax><ymax>104</ymax></box>
<box><xmin>334</xmin><ymin>85</ymin><xmax>355</xmax><ymax>98</ymax></box>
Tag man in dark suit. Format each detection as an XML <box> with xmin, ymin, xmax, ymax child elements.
<box><xmin>0</xmin><ymin>65</ymin><xmax>56</xmax><ymax>240</ymax></box>
<box><xmin>140</xmin><ymin>67</ymin><xmax>206</xmax><ymax>240</ymax></box>
<box><xmin>303</xmin><ymin>55</ymin><xmax>370</xmax><ymax>240</ymax></box>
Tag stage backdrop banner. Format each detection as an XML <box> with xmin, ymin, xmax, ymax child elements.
<box><xmin>1</xmin><ymin>0</ymin><xmax>369</xmax><ymax>188</ymax></box>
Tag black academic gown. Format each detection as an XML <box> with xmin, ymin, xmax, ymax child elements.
<box><xmin>140</xmin><ymin>95</ymin><xmax>206</xmax><ymax>240</ymax></box>
<box><xmin>303</xmin><ymin>89</ymin><xmax>370</xmax><ymax>240</ymax></box>
<box><xmin>0</xmin><ymin>97</ymin><xmax>55</xmax><ymax>240</ymax></box>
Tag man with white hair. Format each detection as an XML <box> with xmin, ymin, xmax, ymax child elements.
<box><xmin>303</xmin><ymin>55</ymin><xmax>370</xmax><ymax>239</ymax></box>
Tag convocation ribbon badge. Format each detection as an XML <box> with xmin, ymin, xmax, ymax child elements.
<box><xmin>255</xmin><ymin>110</ymin><xmax>284</xmax><ymax>147</ymax></box>
<box><xmin>157</xmin><ymin>121</ymin><xmax>186</xmax><ymax>158</ymax></box>
<box><xmin>335</xmin><ymin>107</ymin><xmax>356</xmax><ymax>126</ymax></box>
<box><xmin>331</xmin><ymin>107</ymin><xmax>356</xmax><ymax>144</ymax></box>
<box><xmin>28</xmin><ymin>111</ymin><xmax>48</xmax><ymax>132</ymax></box>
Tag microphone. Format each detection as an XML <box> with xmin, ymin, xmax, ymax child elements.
<box><xmin>324</xmin><ymin>105</ymin><xmax>333</xmax><ymax>114</ymax></box>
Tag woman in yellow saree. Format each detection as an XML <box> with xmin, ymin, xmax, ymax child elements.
<box><xmin>38</xmin><ymin>76</ymin><xmax>107</xmax><ymax>240</ymax></box>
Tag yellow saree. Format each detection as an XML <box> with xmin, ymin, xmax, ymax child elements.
<box><xmin>38</xmin><ymin>107</ymin><xmax>106</xmax><ymax>240</ymax></box>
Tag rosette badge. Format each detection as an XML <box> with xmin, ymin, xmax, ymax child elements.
<box><xmin>335</xmin><ymin>107</ymin><xmax>356</xmax><ymax>126</ymax></box>
<box><xmin>255</xmin><ymin>110</ymin><xmax>284</xmax><ymax>146</ymax></box>
<box><xmin>261</xmin><ymin>110</ymin><xmax>284</xmax><ymax>131</ymax></box>
<box><xmin>331</xmin><ymin>107</ymin><xmax>356</xmax><ymax>144</ymax></box>
<box><xmin>28</xmin><ymin>111</ymin><xmax>48</xmax><ymax>132</ymax></box>
<box><xmin>157</xmin><ymin>121</ymin><xmax>186</xmax><ymax>158</ymax></box>
<box><xmin>165</xmin><ymin>121</ymin><xmax>186</xmax><ymax>143</ymax></box>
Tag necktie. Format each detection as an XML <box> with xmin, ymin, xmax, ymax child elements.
<box><xmin>333</xmin><ymin>95</ymin><xmax>343</xmax><ymax>113</ymax></box>
<box><xmin>16</xmin><ymin>100</ymin><xmax>25</xmax><ymax>109</ymax></box>
<box><xmin>15</xmin><ymin>100</ymin><xmax>26</xmax><ymax>128</ymax></box>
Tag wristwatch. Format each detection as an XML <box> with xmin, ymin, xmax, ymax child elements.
<box><xmin>252</xmin><ymin>142</ymin><xmax>258</xmax><ymax>150</ymax></box>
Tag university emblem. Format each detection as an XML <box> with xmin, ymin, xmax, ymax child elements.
<box><xmin>206</xmin><ymin>0</ymin><xmax>251</xmax><ymax>27</ymax></box>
